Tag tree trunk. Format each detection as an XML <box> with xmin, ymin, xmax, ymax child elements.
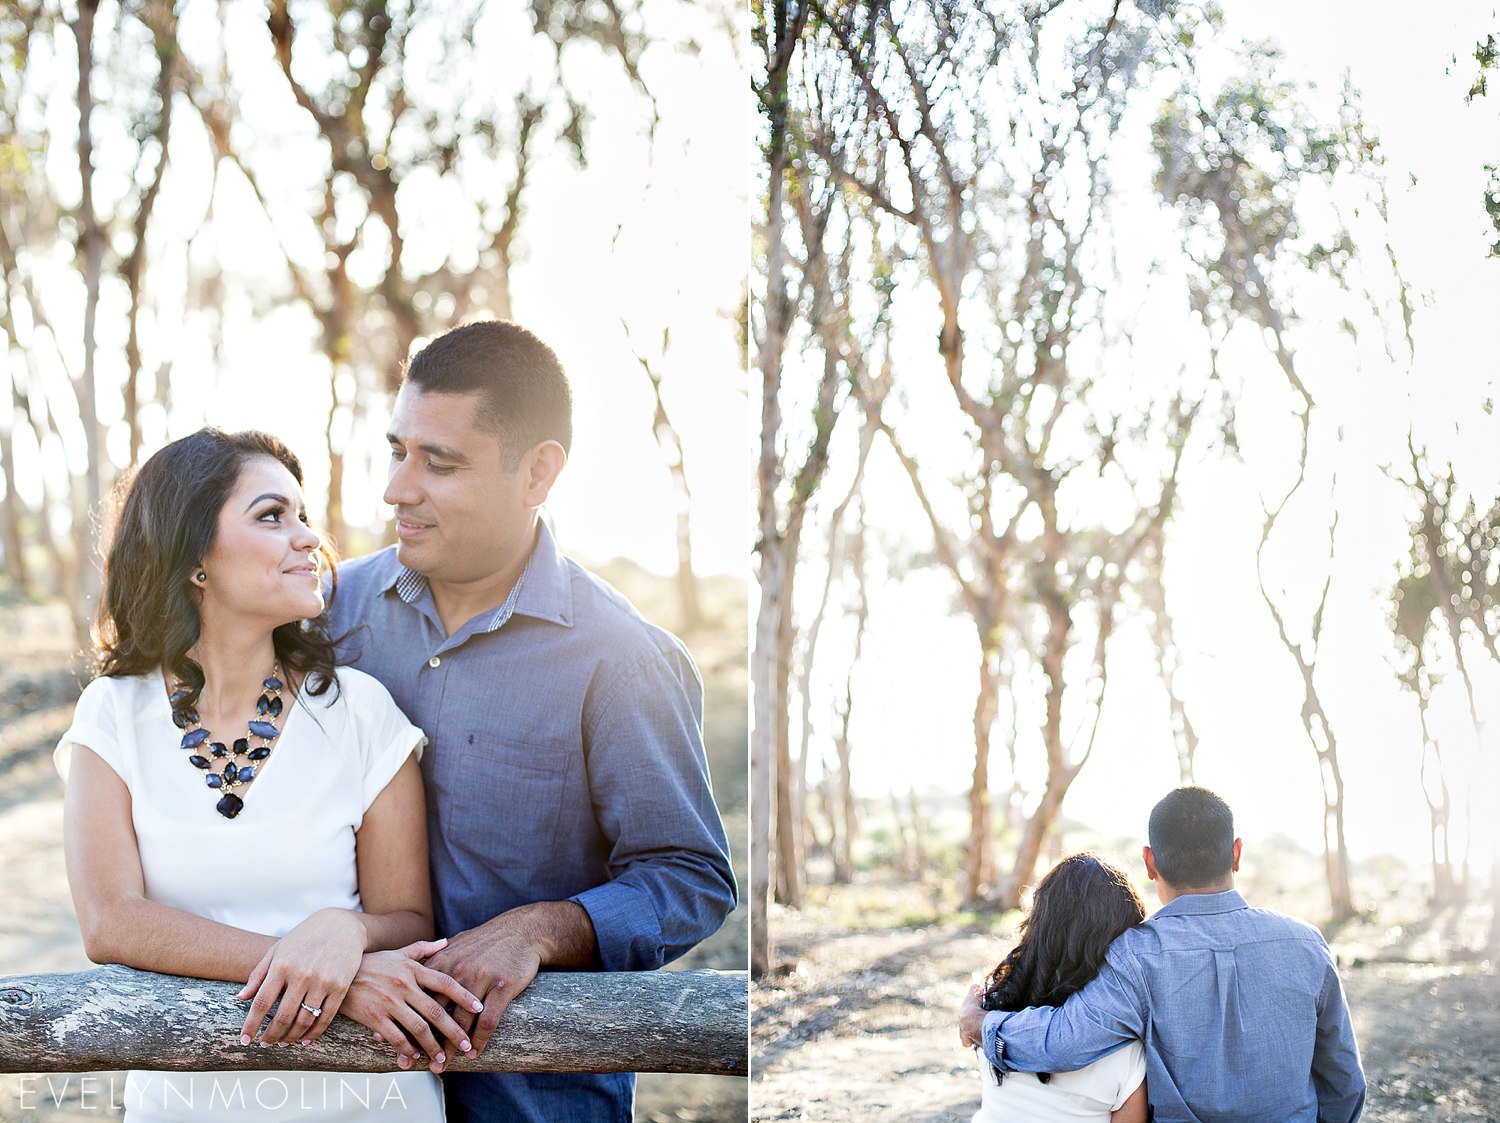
<box><xmin>750</xmin><ymin>0</ymin><xmax>808</xmax><ymax>980</ymax></box>
<box><xmin>773</xmin><ymin>583</ymin><xmax>803</xmax><ymax>907</ymax></box>
<box><xmin>907</xmin><ymin>787</ymin><xmax>928</xmax><ymax>885</ymax></box>
<box><xmin>963</xmin><ymin>646</ymin><xmax>1000</xmax><ymax>906</ymax></box>
<box><xmin>0</xmin><ymin>966</ymin><xmax>747</xmax><ymax>1076</ymax></box>
<box><xmin>72</xmin><ymin>0</ymin><xmax>105</xmax><ymax>630</ymax></box>
<box><xmin>750</xmin><ymin>537</ymin><xmax>781</xmax><ymax>977</ymax></box>
<box><xmin>0</xmin><ymin>408</ymin><xmax>29</xmax><ymax>595</ymax></box>
<box><xmin>831</xmin><ymin>503</ymin><xmax>869</xmax><ymax>884</ymax></box>
<box><xmin>324</xmin><ymin>374</ymin><xmax>348</xmax><ymax>554</ymax></box>
<box><xmin>993</xmin><ymin>590</ymin><xmax>1076</xmax><ymax>912</ymax></box>
<box><xmin>121</xmin><ymin>4</ymin><xmax>177</xmax><ymax>467</ymax></box>
<box><xmin>1303</xmin><ymin>702</ymin><xmax>1354</xmax><ymax>922</ymax></box>
<box><xmin>890</xmin><ymin>790</ymin><xmax>913</xmax><ymax>879</ymax></box>
<box><xmin>1143</xmin><ymin>544</ymin><xmax>1198</xmax><ymax>784</ymax></box>
<box><xmin>1414</xmin><ymin>686</ymin><xmax>1457</xmax><ymax>904</ymax></box>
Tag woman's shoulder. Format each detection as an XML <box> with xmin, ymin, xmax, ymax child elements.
<box><xmin>1047</xmin><ymin>1038</ymin><xmax>1145</xmax><ymax>1100</ymax></box>
<box><xmin>310</xmin><ymin>665</ymin><xmax>396</xmax><ymax>707</ymax></box>
<box><xmin>77</xmin><ymin>670</ymin><xmax>158</xmax><ymax>705</ymax></box>
<box><xmin>302</xmin><ymin>666</ymin><xmax>413</xmax><ymax>731</ymax></box>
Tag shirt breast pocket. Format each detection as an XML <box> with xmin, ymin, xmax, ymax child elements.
<box><xmin>432</xmin><ymin>728</ymin><xmax>574</xmax><ymax>860</ymax></box>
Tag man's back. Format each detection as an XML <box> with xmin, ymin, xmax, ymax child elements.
<box><xmin>986</xmin><ymin>890</ymin><xmax>1364</xmax><ymax>1123</ymax></box>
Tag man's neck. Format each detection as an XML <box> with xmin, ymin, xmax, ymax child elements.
<box><xmin>427</xmin><ymin>522</ymin><xmax>538</xmax><ymax>637</ymax></box>
<box><xmin>1155</xmin><ymin>877</ymin><xmax>1234</xmax><ymax>908</ymax></box>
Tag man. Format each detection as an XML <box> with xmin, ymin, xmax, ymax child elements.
<box><xmin>959</xmin><ymin>787</ymin><xmax>1365</xmax><ymax>1123</ymax></box>
<box><xmin>332</xmin><ymin>320</ymin><xmax>737</xmax><ymax>1122</ymax></box>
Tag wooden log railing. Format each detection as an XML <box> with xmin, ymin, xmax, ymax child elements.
<box><xmin>0</xmin><ymin>966</ymin><xmax>747</xmax><ymax>1077</ymax></box>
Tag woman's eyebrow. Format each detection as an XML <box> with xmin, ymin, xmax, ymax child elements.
<box><xmin>244</xmin><ymin>492</ymin><xmax>290</xmax><ymax>511</ymax></box>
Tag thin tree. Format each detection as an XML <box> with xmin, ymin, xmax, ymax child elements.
<box><xmin>806</xmin><ymin>0</ymin><xmax>1215</xmax><ymax>908</ymax></box>
<box><xmin>71</xmin><ymin>0</ymin><xmax>105</xmax><ymax>627</ymax></box>
<box><xmin>751</xmin><ymin>0</ymin><xmax>814</xmax><ymax>976</ymax></box>
<box><xmin>1152</xmin><ymin>46</ymin><xmax>1383</xmax><ymax>922</ymax></box>
<box><xmin>620</xmin><ymin>320</ymin><xmax>703</xmax><ymax>632</ymax></box>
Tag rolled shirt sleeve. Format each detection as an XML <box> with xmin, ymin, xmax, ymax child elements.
<box><xmin>568</xmin><ymin>642</ymin><xmax>736</xmax><ymax>971</ymax></box>
<box><xmin>986</xmin><ymin>945</ymin><xmax>1145</xmax><ymax>1074</ymax></box>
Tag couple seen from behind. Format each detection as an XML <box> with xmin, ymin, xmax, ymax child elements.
<box><xmin>55</xmin><ymin>320</ymin><xmax>736</xmax><ymax>1123</ymax></box>
<box><xmin>959</xmin><ymin>786</ymin><xmax>1366</xmax><ymax>1123</ymax></box>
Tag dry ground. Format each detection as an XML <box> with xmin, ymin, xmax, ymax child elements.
<box><xmin>752</xmin><ymin>881</ymin><xmax>1500</xmax><ymax>1122</ymax></box>
<box><xmin>0</xmin><ymin>589</ymin><xmax>748</xmax><ymax>1123</ymax></box>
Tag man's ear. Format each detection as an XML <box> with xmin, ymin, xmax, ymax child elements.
<box><xmin>1142</xmin><ymin>845</ymin><xmax>1158</xmax><ymax>881</ymax></box>
<box><xmin>1231</xmin><ymin>837</ymin><xmax>1242</xmax><ymax>873</ymax></box>
<box><xmin>520</xmin><ymin>440</ymin><xmax>567</xmax><ymax>507</ymax></box>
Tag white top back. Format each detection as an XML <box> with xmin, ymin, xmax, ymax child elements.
<box><xmin>972</xmin><ymin>1039</ymin><xmax>1146</xmax><ymax>1123</ymax></box>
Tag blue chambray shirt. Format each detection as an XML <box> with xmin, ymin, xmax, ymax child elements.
<box><xmin>982</xmin><ymin>890</ymin><xmax>1365</xmax><ymax>1123</ymax></box>
<box><xmin>330</xmin><ymin>520</ymin><xmax>737</xmax><ymax>1123</ymax></box>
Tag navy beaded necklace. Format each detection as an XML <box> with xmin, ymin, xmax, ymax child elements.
<box><xmin>170</xmin><ymin>670</ymin><xmax>284</xmax><ymax>819</ymax></box>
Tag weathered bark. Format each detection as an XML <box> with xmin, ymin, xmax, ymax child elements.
<box><xmin>0</xmin><ymin>966</ymin><xmax>747</xmax><ymax>1076</ymax></box>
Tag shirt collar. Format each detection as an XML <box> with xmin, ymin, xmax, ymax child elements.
<box><xmin>1154</xmin><ymin>888</ymin><xmax>1249</xmax><ymax>918</ymax></box>
<box><xmin>383</xmin><ymin>518</ymin><xmax>574</xmax><ymax>631</ymax></box>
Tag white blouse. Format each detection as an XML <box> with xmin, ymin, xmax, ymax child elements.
<box><xmin>57</xmin><ymin>668</ymin><xmax>444</xmax><ymax>1122</ymax></box>
<box><xmin>972</xmin><ymin>1039</ymin><xmax>1145</xmax><ymax>1123</ymax></box>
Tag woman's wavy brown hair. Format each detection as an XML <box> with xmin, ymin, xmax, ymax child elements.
<box><xmin>94</xmin><ymin>428</ymin><xmax>341</xmax><ymax>709</ymax></box>
<box><xmin>980</xmin><ymin>852</ymin><xmax>1145</xmax><ymax>1082</ymax></box>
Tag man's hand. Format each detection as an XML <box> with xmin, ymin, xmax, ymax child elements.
<box><xmin>423</xmin><ymin>900</ymin><xmax>597</xmax><ymax>1059</ymax></box>
<box><xmin>959</xmin><ymin>982</ymin><xmax>987</xmax><ymax>1050</ymax></box>
<box><xmin>423</xmin><ymin>923</ymin><xmax>543</xmax><ymax>1059</ymax></box>
<box><xmin>341</xmin><ymin>939</ymin><xmax>486</xmax><ymax>1074</ymax></box>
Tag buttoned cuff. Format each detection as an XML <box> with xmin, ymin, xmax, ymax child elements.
<box><xmin>569</xmin><ymin>882</ymin><xmax>665</xmax><ymax>971</ymax></box>
<box><xmin>981</xmin><ymin>1010</ymin><xmax>1009</xmax><ymax>1071</ymax></box>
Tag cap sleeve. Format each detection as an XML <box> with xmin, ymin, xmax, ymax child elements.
<box><xmin>1111</xmin><ymin>1038</ymin><xmax>1147</xmax><ymax>1111</ymax></box>
<box><xmin>54</xmin><ymin>675</ymin><xmax>133</xmax><ymax>788</ymax></box>
<box><xmin>347</xmin><ymin>671</ymin><xmax>427</xmax><ymax>816</ymax></box>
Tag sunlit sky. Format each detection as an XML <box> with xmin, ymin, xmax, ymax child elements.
<box><xmin>789</xmin><ymin>0</ymin><xmax>1500</xmax><ymax>882</ymax></box>
<box><xmin>5</xmin><ymin>0</ymin><xmax>747</xmax><ymax>579</ymax></box>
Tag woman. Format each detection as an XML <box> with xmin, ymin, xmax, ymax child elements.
<box><xmin>56</xmin><ymin>429</ymin><xmax>480</xmax><ymax>1121</ymax></box>
<box><xmin>971</xmin><ymin>853</ymin><xmax>1148</xmax><ymax>1123</ymax></box>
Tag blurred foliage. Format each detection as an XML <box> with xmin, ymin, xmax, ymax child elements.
<box><xmin>1466</xmin><ymin>29</ymin><xmax>1499</xmax><ymax>255</ymax></box>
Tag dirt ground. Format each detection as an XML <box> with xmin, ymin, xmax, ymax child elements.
<box><xmin>0</xmin><ymin>592</ymin><xmax>748</xmax><ymax>1123</ymax></box>
<box><xmin>752</xmin><ymin>882</ymin><xmax>1500</xmax><ymax>1122</ymax></box>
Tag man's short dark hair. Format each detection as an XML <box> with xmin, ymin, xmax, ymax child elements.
<box><xmin>1148</xmin><ymin>786</ymin><xmax>1235</xmax><ymax>888</ymax></box>
<box><xmin>403</xmin><ymin>320</ymin><xmax>573</xmax><ymax>467</ymax></box>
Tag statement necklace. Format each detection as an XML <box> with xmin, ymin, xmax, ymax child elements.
<box><xmin>170</xmin><ymin>670</ymin><xmax>285</xmax><ymax>820</ymax></box>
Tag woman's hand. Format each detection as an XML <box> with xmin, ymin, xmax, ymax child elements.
<box><xmin>340</xmin><ymin>938</ymin><xmax>486</xmax><ymax>1073</ymax></box>
<box><xmin>959</xmin><ymin>982</ymin><xmax>986</xmax><ymax>1049</ymax></box>
<box><xmin>237</xmin><ymin>909</ymin><xmax>367</xmax><ymax>1047</ymax></box>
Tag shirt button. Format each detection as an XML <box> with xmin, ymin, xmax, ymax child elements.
<box><xmin>428</xmin><ymin>656</ymin><xmax>441</xmax><ymax>668</ymax></box>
